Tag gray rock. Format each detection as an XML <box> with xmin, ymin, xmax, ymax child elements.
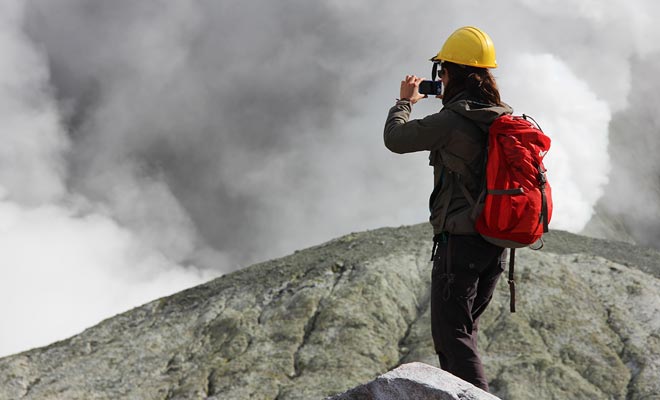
<box><xmin>0</xmin><ymin>224</ymin><xmax>659</xmax><ymax>399</ymax></box>
<box><xmin>328</xmin><ymin>362</ymin><xmax>500</xmax><ymax>400</ymax></box>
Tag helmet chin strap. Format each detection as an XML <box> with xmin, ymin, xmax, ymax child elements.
<box><xmin>432</xmin><ymin>62</ymin><xmax>439</xmax><ymax>81</ymax></box>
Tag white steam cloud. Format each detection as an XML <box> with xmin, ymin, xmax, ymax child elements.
<box><xmin>0</xmin><ymin>202</ymin><xmax>212</xmax><ymax>355</ymax></box>
<box><xmin>0</xmin><ymin>1</ymin><xmax>66</xmax><ymax>204</ymax></box>
<box><xmin>0</xmin><ymin>1</ymin><xmax>213</xmax><ymax>357</ymax></box>
<box><xmin>498</xmin><ymin>53</ymin><xmax>611</xmax><ymax>232</ymax></box>
<box><xmin>1</xmin><ymin>0</ymin><xmax>659</xmax><ymax>357</ymax></box>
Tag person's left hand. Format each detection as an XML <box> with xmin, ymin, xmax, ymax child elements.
<box><xmin>399</xmin><ymin>75</ymin><xmax>427</xmax><ymax>104</ymax></box>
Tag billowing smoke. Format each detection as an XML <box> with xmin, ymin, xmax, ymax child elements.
<box><xmin>498</xmin><ymin>53</ymin><xmax>610</xmax><ymax>232</ymax></box>
<box><xmin>588</xmin><ymin>53</ymin><xmax>660</xmax><ymax>245</ymax></box>
<box><xmin>1</xmin><ymin>0</ymin><xmax>659</xmax><ymax>357</ymax></box>
<box><xmin>0</xmin><ymin>0</ymin><xmax>214</xmax><ymax>357</ymax></box>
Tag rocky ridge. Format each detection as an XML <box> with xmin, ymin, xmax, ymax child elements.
<box><xmin>0</xmin><ymin>224</ymin><xmax>659</xmax><ymax>399</ymax></box>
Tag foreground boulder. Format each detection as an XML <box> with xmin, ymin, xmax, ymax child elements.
<box><xmin>0</xmin><ymin>224</ymin><xmax>659</xmax><ymax>399</ymax></box>
<box><xmin>329</xmin><ymin>362</ymin><xmax>500</xmax><ymax>400</ymax></box>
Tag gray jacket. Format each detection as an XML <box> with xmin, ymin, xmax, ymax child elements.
<box><xmin>384</xmin><ymin>92</ymin><xmax>513</xmax><ymax>234</ymax></box>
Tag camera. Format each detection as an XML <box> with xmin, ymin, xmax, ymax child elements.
<box><xmin>419</xmin><ymin>80</ymin><xmax>442</xmax><ymax>96</ymax></box>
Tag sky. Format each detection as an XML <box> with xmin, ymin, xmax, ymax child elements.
<box><xmin>1</xmin><ymin>0</ymin><xmax>659</xmax><ymax>357</ymax></box>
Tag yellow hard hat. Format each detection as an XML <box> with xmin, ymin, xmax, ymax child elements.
<box><xmin>430</xmin><ymin>26</ymin><xmax>497</xmax><ymax>68</ymax></box>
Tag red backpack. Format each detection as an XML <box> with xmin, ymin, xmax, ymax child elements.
<box><xmin>459</xmin><ymin>114</ymin><xmax>552</xmax><ymax>312</ymax></box>
<box><xmin>476</xmin><ymin>114</ymin><xmax>552</xmax><ymax>248</ymax></box>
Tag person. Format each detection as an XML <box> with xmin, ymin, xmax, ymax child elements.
<box><xmin>383</xmin><ymin>26</ymin><xmax>512</xmax><ymax>392</ymax></box>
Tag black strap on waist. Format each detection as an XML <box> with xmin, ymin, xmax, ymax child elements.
<box><xmin>430</xmin><ymin>233</ymin><xmax>454</xmax><ymax>301</ymax></box>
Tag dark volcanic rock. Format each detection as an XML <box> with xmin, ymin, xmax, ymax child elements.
<box><xmin>0</xmin><ymin>224</ymin><xmax>659</xmax><ymax>399</ymax></box>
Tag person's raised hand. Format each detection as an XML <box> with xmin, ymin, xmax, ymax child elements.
<box><xmin>399</xmin><ymin>75</ymin><xmax>427</xmax><ymax>104</ymax></box>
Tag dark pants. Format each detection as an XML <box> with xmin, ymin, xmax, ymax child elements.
<box><xmin>430</xmin><ymin>234</ymin><xmax>505</xmax><ymax>392</ymax></box>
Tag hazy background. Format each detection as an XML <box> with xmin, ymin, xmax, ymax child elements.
<box><xmin>1</xmin><ymin>0</ymin><xmax>659</xmax><ymax>357</ymax></box>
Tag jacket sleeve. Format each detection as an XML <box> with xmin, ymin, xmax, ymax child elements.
<box><xmin>383</xmin><ymin>101</ymin><xmax>452</xmax><ymax>154</ymax></box>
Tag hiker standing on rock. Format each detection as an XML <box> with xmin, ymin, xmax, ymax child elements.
<box><xmin>383</xmin><ymin>26</ymin><xmax>511</xmax><ymax>392</ymax></box>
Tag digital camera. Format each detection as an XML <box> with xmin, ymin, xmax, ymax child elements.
<box><xmin>418</xmin><ymin>80</ymin><xmax>442</xmax><ymax>96</ymax></box>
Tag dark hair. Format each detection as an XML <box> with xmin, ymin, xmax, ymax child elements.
<box><xmin>442</xmin><ymin>61</ymin><xmax>501</xmax><ymax>106</ymax></box>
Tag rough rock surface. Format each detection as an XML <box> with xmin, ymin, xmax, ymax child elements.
<box><xmin>328</xmin><ymin>362</ymin><xmax>500</xmax><ymax>400</ymax></box>
<box><xmin>0</xmin><ymin>225</ymin><xmax>659</xmax><ymax>399</ymax></box>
